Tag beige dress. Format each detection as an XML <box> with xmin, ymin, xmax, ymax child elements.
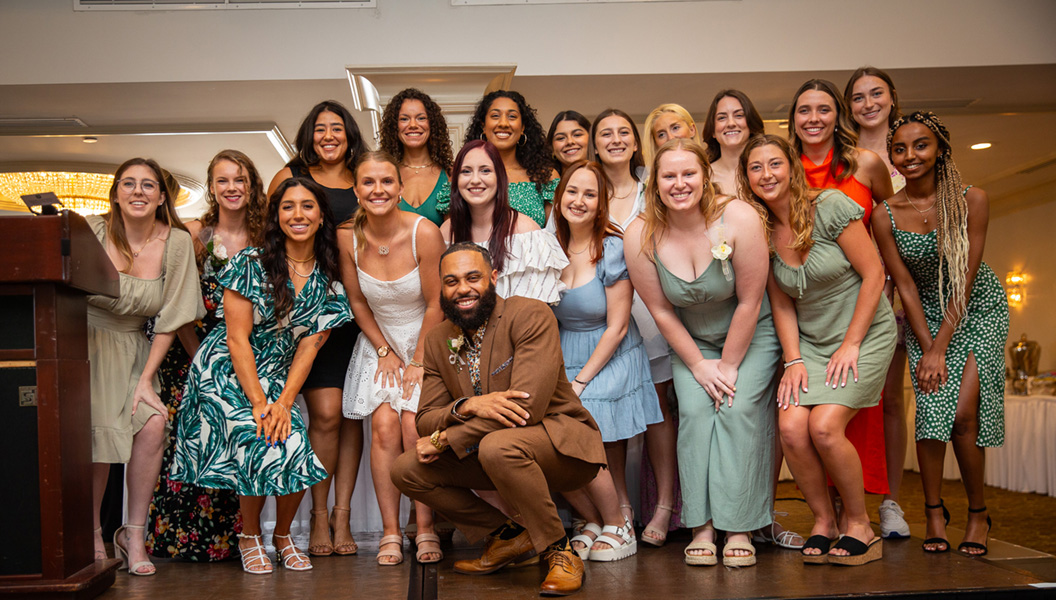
<box><xmin>86</xmin><ymin>215</ymin><xmax>204</xmax><ymax>464</ymax></box>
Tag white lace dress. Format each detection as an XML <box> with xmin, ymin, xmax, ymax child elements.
<box><xmin>342</xmin><ymin>217</ymin><xmax>428</xmax><ymax>418</ymax></box>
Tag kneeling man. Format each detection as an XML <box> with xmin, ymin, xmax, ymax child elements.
<box><xmin>392</xmin><ymin>243</ymin><xmax>606</xmax><ymax>596</ymax></box>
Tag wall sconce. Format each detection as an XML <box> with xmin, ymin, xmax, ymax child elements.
<box><xmin>1006</xmin><ymin>271</ymin><xmax>1026</xmax><ymax>307</ymax></box>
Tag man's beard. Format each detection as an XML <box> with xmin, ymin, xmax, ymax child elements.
<box><xmin>441</xmin><ymin>282</ymin><xmax>498</xmax><ymax>333</ymax></box>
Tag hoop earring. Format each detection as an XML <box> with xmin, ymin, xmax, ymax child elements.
<box><xmin>518</xmin><ymin>134</ymin><xmax>527</xmax><ymax>146</ymax></box>
<box><xmin>480</xmin><ymin>132</ymin><xmax>487</xmax><ymax>142</ymax></box>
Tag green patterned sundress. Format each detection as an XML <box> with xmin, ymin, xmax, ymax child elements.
<box><xmin>881</xmin><ymin>200</ymin><xmax>1009</xmax><ymax>446</ymax></box>
<box><xmin>171</xmin><ymin>248</ymin><xmax>352</xmax><ymax>496</ymax></box>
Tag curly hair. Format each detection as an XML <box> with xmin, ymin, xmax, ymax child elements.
<box><xmin>260</xmin><ymin>177</ymin><xmax>340</xmax><ymax>320</ymax></box>
<box><xmin>550</xmin><ymin>160</ymin><xmax>622</xmax><ymax>266</ymax></box>
<box><xmin>700</xmin><ymin>90</ymin><xmax>766</xmax><ymax>163</ymax></box>
<box><xmin>287</xmin><ymin>100</ymin><xmax>369</xmax><ymax>173</ymax></box>
<box><xmin>888</xmin><ymin>111</ymin><xmax>970</xmax><ymax>323</ymax></box>
<box><xmin>738</xmin><ymin>135</ymin><xmax>821</xmax><ymax>253</ymax></box>
<box><xmin>447</xmin><ymin>140</ymin><xmax>516</xmax><ymax>274</ymax></box>
<box><xmin>844</xmin><ymin>66</ymin><xmax>902</xmax><ymax>132</ymax></box>
<box><xmin>464</xmin><ymin>90</ymin><xmax>554</xmax><ymax>192</ymax></box>
<box><xmin>105</xmin><ymin>157</ymin><xmax>187</xmax><ymax>274</ymax></box>
<box><xmin>592</xmin><ymin>108</ymin><xmax>646</xmax><ymax>183</ymax></box>
<box><xmin>640</xmin><ymin>139</ymin><xmax>731</xmax><ymax>261</ymax></box>
<box><xmin>788</xmin><ymin>79</ymin><xmax>860</xmax><ymax>183</ymax></box>
<box><xmin>198</xmin><ymin>149</ymin><xmax>267</xmax><ymax>267</ymax></box>
<box><xmin>379</xmin><ymin>88</ymin><xmax>454</xmax><ymax>173</ymax></box>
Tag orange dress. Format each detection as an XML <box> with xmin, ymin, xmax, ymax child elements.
<box><xmin>802</xmin><ymin>149</ymin><xmax>889</xmax><ymax>495</ymax></box>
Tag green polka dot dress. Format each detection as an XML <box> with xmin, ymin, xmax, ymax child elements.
<box><xmin>881</xmin><ymin>201</ymin><xmax>1009</xmax><ymax>447</ymax></box>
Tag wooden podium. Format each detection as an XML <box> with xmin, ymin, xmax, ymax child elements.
<box><xmin>0</xmin><ymin>211</ymin><xmax>122</xmax><ymax>598</ymax></box>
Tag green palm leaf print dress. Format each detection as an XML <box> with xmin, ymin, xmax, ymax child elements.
<box><xmin>171</xmin><ymin>248</ymin><xmax>352</xmax><ymax>496</ymax></box>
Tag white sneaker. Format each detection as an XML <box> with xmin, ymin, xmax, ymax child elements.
<box><xmin>879</xmin><ymin>500</ymin><xmax>911</xmax><ymax>538</ymax></box>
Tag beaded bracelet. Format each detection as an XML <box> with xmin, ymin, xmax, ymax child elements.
<box><xmin>783</xmin><ymin>358</ymin><xmax>804</xmax><ymax>368</ymax></box>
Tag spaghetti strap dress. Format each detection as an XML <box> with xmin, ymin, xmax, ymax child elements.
<box><xmin>881</xmin><ymin>200</ymin><xmax>1008</xmax><ymax>446</ymax></box>
<box><xmin>654</xmin><ymin>216</ymin><xmax>781</xmax><ymax>532</ymax></box>
<box><xmin>770</xmin><ymin>191</ymin><xmax>897</xmax><ymax>409</ymax></box>
<box><xmin>343</xmin><ymin>216</ymin><xmax>429</xmax><ymax>418</ymax></box>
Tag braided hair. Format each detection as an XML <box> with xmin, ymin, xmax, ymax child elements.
<box><xmin>888</xmin><ymin>111</ymin><xmax>970</xmax><ymax>323</ymax></box>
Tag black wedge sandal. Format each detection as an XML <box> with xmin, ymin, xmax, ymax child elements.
<box><xmin>922</xmin><ymin>500</ymin><xmax>951</xmax><ymax>553</ymax></box>
<box><xmin>958</xmin><ymin>506</ymin><xmax>992</xmax><ymax>557</ymax></box>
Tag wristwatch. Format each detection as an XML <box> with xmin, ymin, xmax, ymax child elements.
<box><xmin>377</xmin><ymin>345</ymin><xmax>390</xmax><ymax>358</ymax></box>
<box><xmin>430</xmin><ymin>429</ymin><xmax>447</xmax><ymax>452</ymax></box>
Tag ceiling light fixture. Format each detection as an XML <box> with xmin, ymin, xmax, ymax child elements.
<box><xmin>971</xmin><ymin>142</ymin><xmax>992</xmax><ymax>150</ymax></box>
<box><xmin>82</xmin><ymin>136</ymin><xmax>98</xmax><ymax>144</ymax></box>
<box><xmin>0</xmin><ymin>171</ymin><xmax>193</xmax><ymax>216</ymax></box>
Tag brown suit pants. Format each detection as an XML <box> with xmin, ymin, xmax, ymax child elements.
<box><xmin>392</xmin><ymin>424</ymin><xmax>600</xmax><ymax>553</ymax></box>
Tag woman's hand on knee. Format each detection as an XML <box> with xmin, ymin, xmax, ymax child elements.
<box><xmin>131</xmin><ymin>378</ymin><xmax>166</xmax><ymax>418</ymax></box>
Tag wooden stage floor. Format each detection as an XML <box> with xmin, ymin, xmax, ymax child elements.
<box><xmin>101</xmin><ymin>525</ymin><xmax>1056</xmax><ymax>600</ymax></box>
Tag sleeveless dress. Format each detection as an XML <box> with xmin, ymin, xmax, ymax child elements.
<box><xmin>654</xmin><ymin>217</ymin><xmax>781</xmax><ymax>532</ymax></box>
<box><xmin>148</xmin><ymin>226</ymin><xmax>242</xmax><ymax>560</ymax></box>
<box><xmin>399</xmin><ymin>171</ymin><xmax>448</xmax><ymax>227</ymax></box>
<box><xmin>288</xmin><ymin>163</ymin><xmax>362</xmax><ymax>390</ymax></box>
<box><xmin>802</xmin><ymin>149</ymin><xmax>889</xmax><ymax>494</ymax></box>
<box><xmin>170</xmin><ymin>248</ymin><xmax>351</xmax><ymax>496</ymax></box>
<box><xmin>343</xmin><ymin>217</ymin><xmax>429</xmax><ymax>418</ymax></box>
<box><xmin>437</xmin><ymin>179</ymin><xmax>559</xmax><ymax>228</ymax></box>
<box><xmin>771</xmin><ymin>191</ymin><xmax>897</xmax><ymax>409</ymax></box>
<box><xmin>881</xmin><ymin>201</ymin><xmax>1008</xmax><ymax>446</ymax></box>
<box><xmin>552</xmin><ymin>236</ymin><xmax>661</xmax><ymax>442</ymax></box>
<box><xmin>85</xmin><ymin>215</ymin><xmax>204</xmax><ymax>464</ymax></box>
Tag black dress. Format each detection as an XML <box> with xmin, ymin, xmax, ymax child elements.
<box><xmin>289</xmin><ymin>163</ymin><xmax>362</xmax><ymax>389</ymax></box>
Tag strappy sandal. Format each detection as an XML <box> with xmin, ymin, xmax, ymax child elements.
<box><xmin>752</xmin><ymin>511</ymin><xmax>805</xmax><ymax>549</ymax></box>
<box><xmin>957</xmin><ymin>506</ymin><xmax>992</xmax><ymax>557</ymax></box>
<box><xmin>93</xmin><ymin>527</ymin><xmax>107</xmax><ymax>561</ymax></box>
<box><xmin>922</xmin><ymin>500</ymin><xmax>951</xmax><ymax>553</ymax></box>
<box><xmin>308</xmin><ymin>508</ymin><xmax>334</xmax><ymax>556</ymax></box>
<box><xmin>329</xmin><ymin>506</ymin><xmax>358</xmax><ymax>556</ymax></box>
<box><xmin>113</xmin><ymin>524</ymin><xmax>156</xmax><ymax>576</ymax></box>
<box><xmin>722</xmin><ymin>537</ymin><xmax>757</xmax><ymax>568</ymax></box>
<box><xmin>377</xmin><ymin>534</ymin><xmax>404</xmax><ymax>566</ymax></box>
<box><xmin>641</xmin><ymin>504</ymin><xmax>673</xmax><ymax>547</ymax></box>
<box><xmin>237</xmin><ymin>533</ymin><xmax>273</xmax><ymax>575</ymax></box>
<box><xmin>828</xmin><ymin>536</ymin><xmax>883</xmax><ymax>566</ymax></box>
<box><xmin>588</xmin><ymin>519</ymin><xmax>637</xmax><ymax>562</ymax></box>
<box><xmin>415</xmin><ymin>533</ymin><xmax>443</xmax><ymax>564</ymax></box>
<box><xmin>570</xmin><ymin>523</ymin><xmax>602</xmax><ymax>560</ymax></box>
<box><xmin>274</xmin><ymin>533</ymin><xmax>313</xmax><ymax>571</ymax></box>
<box><xmin>801</xmin><ymin>534</ymin><xmax>835</xmax><ymax>564</ymax></box>
<box><xmin>619</xmin><ymin>504</ymin><xmax>635</xmax><ymax>527</ymax></box>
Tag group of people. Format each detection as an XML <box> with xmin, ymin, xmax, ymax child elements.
<box><xmin>83</xmin><ymin>64</ymin><xmax>1009</xmax><ymax>595</ymax></box>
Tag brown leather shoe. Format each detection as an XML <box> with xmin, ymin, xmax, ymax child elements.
<box><xmin>453</xmin><ymin>530</ymin><xmax>537</xmax><ymax>575</ymax></box>
<box><xmin>540</xmin><ymin>549</ymin><xmax>584</xmax><ymax>596</ymax></box>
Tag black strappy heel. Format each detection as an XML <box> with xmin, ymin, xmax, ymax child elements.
<box><xmin>922</xmin><ymin>500</ymin><xmax>951</xmax><ymax>553</ymax></box>
<box><xmin>958</xmin><ymin>506</ymin><xmax>992</xmax><ymax>557</ymax></box>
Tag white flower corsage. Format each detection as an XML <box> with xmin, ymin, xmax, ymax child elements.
<box><xmin>711</xmin><ymin>225</ymin><xmax>733</xmax><ymax>281</ymax></box>
<box><xmin>447</xmin><ymin>335</ymin><xmax>465</xmax><ymax>371</ymax></box>
<box><xmin>206</xmin><ymin>234</ymin><xmax>229</xmax><ymax>270</ymax></box>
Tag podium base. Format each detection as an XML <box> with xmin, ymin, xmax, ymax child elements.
<box><xmin>0</xmin><ymin>559</ymin><xmax>121</xmax><ymax>599</ymax></box>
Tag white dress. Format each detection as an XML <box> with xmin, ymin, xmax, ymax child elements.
<box><xmin>482</xmin><ymin>229</ymin><xmax>568</xmax><ymax>304</ymax></box>
<box><xmin>343</xmin><ymin>217</ymin><xmax>427</xmax><ymax>418</ymax></box>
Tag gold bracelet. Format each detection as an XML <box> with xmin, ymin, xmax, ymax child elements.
<box><xmin>430</xmin><ymin>429</ymin><xmax>446</xmax><ymax>452</ymax></box>
<box><xmin>409</xmin><ymin>359</ymin><xmax>424</xmax><ymax>368</ymax></box>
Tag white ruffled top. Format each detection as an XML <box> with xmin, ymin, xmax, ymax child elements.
<box><xmin>481</xmin><ymin>229</ymin><xmax>568</xmax><ymax>305</ymax></box>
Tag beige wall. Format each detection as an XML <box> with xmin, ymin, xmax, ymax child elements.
<box><xmin>1</xmin><ymin>0</ymin><xmax>1055</xmax><ymax>85</ymax></box>
<box><xmin>983</xmin><ymin>199</ymin><xmax>1056</xmax><ymax>371</ymax></box>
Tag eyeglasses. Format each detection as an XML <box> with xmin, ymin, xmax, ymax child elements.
<box><xmin>117</xmin><ymin>178</ymin><xmax>160</xmax><ymax>194</ymax></box>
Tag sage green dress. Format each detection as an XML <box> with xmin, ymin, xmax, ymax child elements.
<box><xmin>655</xmin><ymin>221</ymin><xmax>780</xmax><ymax>532</ymax></box>
<box><xmin>86</xmin><ymin>215</ymin><xmax>204</xmax><ymax>464</ymax></box>
<box><xmin>771</xmin><ymin>191</ymin><xmax>896</xmax><ymax>408</ymax></box>
<box><xmin>170</xmin><ymin>248</ymin><xmax>352</xmax><ymax>496</ymax></box>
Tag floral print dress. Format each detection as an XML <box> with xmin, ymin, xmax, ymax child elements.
<box><xmin>147</xmin><ymin>228</ymin><xmax>242</xmax><ymax>561</ymax></box>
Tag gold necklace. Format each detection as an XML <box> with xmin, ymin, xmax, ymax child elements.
<box><xmin>905</xmin><ymin>193</ymin><xmax>936</xmax><ymax>224</ymax></box>
<box><xmin>286</xmin><ymin>256</ymin><xmax>314</xmax><ymax>277</ymax></box>
<box><xmin>286</xmin><ymin>253</ymin><xmax>316</xmax><ymax>264</ymax></box>
<box><xmin>130</xmin><ymin>220</ymin><xmax>158</xmax><ymax>258</ymax></box>
<box><xmin>401</xmin><ymin>161</ymin><xmax>434</xmax><ymax>175</ymax></box>
<box><xmin>568</xmin><ymin>239</ymin><xmax>590</xmax><ymax>255</ymax></box>
<box><xmin>612</xmin><ymin>183</ymin><xmax>635</xmax><ymax>201</ymax></box>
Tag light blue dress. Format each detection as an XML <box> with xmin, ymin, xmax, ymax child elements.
<box><xmin>552</xmin><ymin>236</ymin><xmax>661</xmax><ymax>442</ymax></box>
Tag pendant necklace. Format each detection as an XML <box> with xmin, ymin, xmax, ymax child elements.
<box><xmin>377</xmin><ymin>228</ymin><xmax>398</xmax><ymax>256</ymax></box>
<box><xmin>402</xmin><ymin>161</ymin><xmax>434</xmax><ymax>175</ymax></box>
<box><xmin>131</xmin><ymin>220</ymin><xmax>158</xmax><ymax>258</ymax></box>
<box><xmin>905</xmin><ymin>194</ymin><xmax>936</xmax><ymax>225</ymax></box>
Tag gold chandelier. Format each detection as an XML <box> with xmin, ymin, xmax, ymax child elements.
<box><xmin>0</xmin><ymin>171</ymin><xmax>192</xmax><ymax>216</ymax></box>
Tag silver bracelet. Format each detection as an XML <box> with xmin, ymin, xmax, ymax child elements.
<box><xmin>451</xmin><ymin>396</ymin><xmax>470</xmax><ymax>419</ymax></box>
<box><xmin>783</xmin><ymin>358</ymin><xmax>804</xmax><ymax>368</ymax></box>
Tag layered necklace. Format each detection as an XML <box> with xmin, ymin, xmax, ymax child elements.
<box><xmin>905</xmin><ymin>193</ymin><xmax>936</xmax><ymax>225</ymax></box>
<box><xmin>401</xmin><ymin>160</ymin><xmax>434</xmax><ymax>175</ymax></box>
<box><xmin>286</xmin><ymin>253</ymin><xmax>316</xmax><ymax>277</ymax></box>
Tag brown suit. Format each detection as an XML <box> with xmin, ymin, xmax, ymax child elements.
<box><xmin>393</xmin><ymin>296</ymin><xmax>606</xmax><ymax>552</ymax></box>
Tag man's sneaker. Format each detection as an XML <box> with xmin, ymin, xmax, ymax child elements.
<box><xmin>879</xmin><ymin>500</ymin><xmax>911</xmax><ymax>539</ymax></box>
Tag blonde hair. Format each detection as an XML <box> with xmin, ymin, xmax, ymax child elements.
<box><xmin>350</xmin><ymin>150</ymin><xmax>403</xmax><ymax>253</ymax></box>
<box><xmin>888</xmin><ymin>111</ymin><xmax>970</xmax><ymax>322</ymax></box>
<box><xmin>641</xmin><ymin>138</ymin><xmax>726</xmax><ymax>260</ymax></box>
<box><xmin>738</xmin><ymin>135</ymin><xmax>821</xmax><ymax>253</ymax></box>
<box><xmin>643</xmin><ymin>103</ymin><xmax>699</xmax><ymax>166</ymax></box>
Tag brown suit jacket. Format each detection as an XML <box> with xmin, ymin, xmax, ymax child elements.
<box><xmin>416</xmin><ymin>296</ymin><xmax>607</xmax><ymax>467</ymax></box>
